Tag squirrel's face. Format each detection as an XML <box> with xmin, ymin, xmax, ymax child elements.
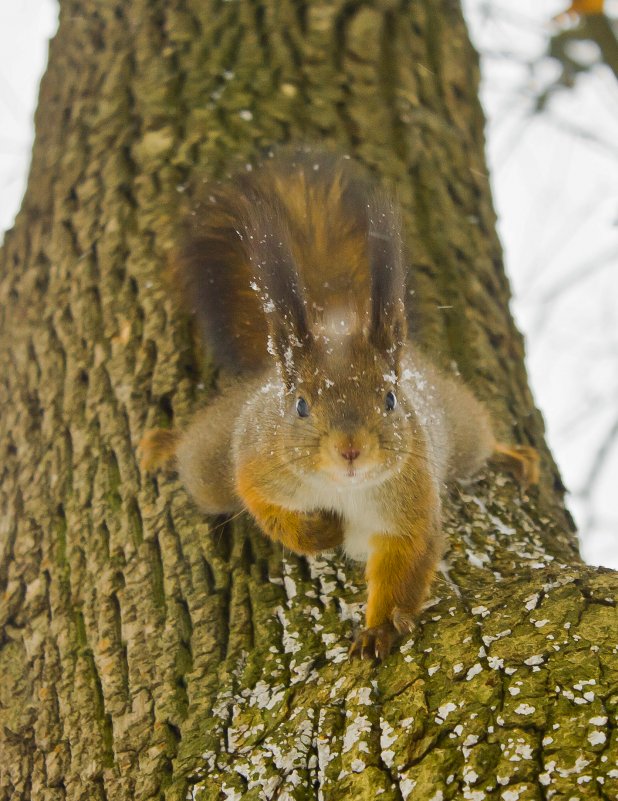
<box><xmin>276</xmin><ymin>334</ymin><xmax>413</xmax><ymax>486</ymax></box>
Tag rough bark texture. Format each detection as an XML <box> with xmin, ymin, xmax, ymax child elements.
<box><xmin>1</xmin><ymin>1</ymin><xmax>616</xmax><ymax>800</ymax></box>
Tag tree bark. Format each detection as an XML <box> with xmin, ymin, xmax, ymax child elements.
<box><xmin>1</xmin><ymin>1</ymin><xmax>616</xmax><ymax>800</ymax></box>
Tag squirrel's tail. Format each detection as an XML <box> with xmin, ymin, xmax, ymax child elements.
<box><xmin>171</xmin><ymin>182</ymin><xmax>270</xmax><ymax>374</ymax></box>
<box><xmin>171</xmin><ymin>148</ymin><xmax>404</xmax><ymax>375</ymax></box>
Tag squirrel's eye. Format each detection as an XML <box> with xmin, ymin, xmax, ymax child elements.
<box><xmin>296</xmin><ymin>397</ymin><xmax>310</xmax><ymax>418</ymax></box>
<box><xmin>385</xmin><ymin>391</ymin><xmax>397</xmax><ymax>411</ymax></box>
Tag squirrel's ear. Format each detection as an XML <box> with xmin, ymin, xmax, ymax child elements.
<box><xmin>367</xmin><ymin>194</ymin><xmax>407</xmax><ymax>369</ymax></box>
<box><xmin>248</xmin><ymin>220</ymin><xmax>313</xmax><ymax>388</ymax></box>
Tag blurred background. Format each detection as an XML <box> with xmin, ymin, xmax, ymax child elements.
<box><xmin>1</xmin><ymin>0</ymin><xmax>616</xmax><ymax>566</ymax></box>
<box><xmin>464</xmin><ymin>0</ymin><xmax>618</xmax><ymax>568</ymax></box>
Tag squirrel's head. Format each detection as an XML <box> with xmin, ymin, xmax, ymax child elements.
<box><xmin>274</xmin><ymin>329</ymin><xmax>417</xmax><ymax>486</ymax></box>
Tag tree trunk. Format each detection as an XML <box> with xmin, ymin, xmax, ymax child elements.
<box><xmin>1</xmin><ymin>1</ymin><xmax>616</xmax><ymax>800</ymax></box>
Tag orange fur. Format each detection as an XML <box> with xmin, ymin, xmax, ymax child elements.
<box><xmin>236</xmin><ymin>460</ymin><xmax>343</xmax><ymax>554</ymax></box>
<box><xmin>365</xmin><ymin>533</ymin><xmax>436</xmax><ymax>629</ymax></box>
<box><xmin>139</xmin><ymin>429</ymin><xmax>180</xmax><ymax>471</ymax></box>
<box><xmin>492</xmin><ymin>443</ymin><xmax>540</xmax><ymax>488</ymax></box>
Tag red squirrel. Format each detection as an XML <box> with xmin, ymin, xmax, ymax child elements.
<box><xmin>141</xmin><ymin>148</ymin><xmax>539</xmax><ymax>659</ymax></box>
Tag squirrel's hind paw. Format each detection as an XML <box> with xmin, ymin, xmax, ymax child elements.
<box><xmin>492</xmin><ymin>443</ymin><xmax>540</xmax><ymax>488</ymax></box>
<box><xmin>349</xmin><ymin>623</ymin><xmax>397</xmax><ymax>661</ymax></box>
<box><xmin>139</xmin><ymin>429</ymin><xmax>180</xmax><ymax>472</ymax></box>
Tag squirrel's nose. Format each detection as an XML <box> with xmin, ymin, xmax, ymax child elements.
<box><xmin>341</xmin><ymin>447</ymin><xmax>361</xmax><ymax>462</ymax></box>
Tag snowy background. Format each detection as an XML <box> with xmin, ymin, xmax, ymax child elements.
<box><xmin>1</xmin><ymin>1</ymin><xmax>616</xmax><ymax>566</ymax></box>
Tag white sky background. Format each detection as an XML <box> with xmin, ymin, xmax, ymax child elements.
<box><xmin>1</xmin><ymin>1</ymin><xmax>616</xmax><ymax>566</ymax></box>
<box><xmin>0</xmin><ymin>1</ymin><xmax>58</xmax><ymax>233</ymax></box>
<box><xmin>463</xmin><ymin>0</ymin><xmax>618</xmax><ymax>568</ymax></box>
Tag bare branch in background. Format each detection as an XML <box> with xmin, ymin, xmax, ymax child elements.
<box><xmin>541</xmin><ymin>4</ymin><xmax>618</xmax><ymax>108</ymax></box>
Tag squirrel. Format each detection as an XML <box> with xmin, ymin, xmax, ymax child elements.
<box><xmin>141</xmin><ymin>148</ymin><xmax>539</xmax><ymax>660</ymax></box>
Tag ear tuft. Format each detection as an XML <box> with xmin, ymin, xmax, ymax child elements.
<box><xmin>367</xmin><ymin>192</ymin><xmax>407</xmax><ymax>367</ymax></box>
<box><xmin>246</xmin><ymin>204</ymin><xmax>313</xmax><ymax>387</ymax></box>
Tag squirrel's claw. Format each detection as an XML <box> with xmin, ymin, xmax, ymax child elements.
<box><xmin>392</xmin><ymin>607</ymin><xmax>417</xmax><ymax>635</ymax></box>
<box><xmin>349</xmin><ymin>623</ymin><xmax>396</xmax><ymax>661</ymax></box>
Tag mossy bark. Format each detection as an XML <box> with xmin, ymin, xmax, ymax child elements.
<box><xmin>1</xmin><ymin>1</ymin><xmax>616</xmax><ymax>800</ymax></box>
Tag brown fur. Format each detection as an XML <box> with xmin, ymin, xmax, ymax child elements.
<box><xmin>144</xmin><ymin>148</ymin><xmax>539</xmax><ymax>660</ymax></box>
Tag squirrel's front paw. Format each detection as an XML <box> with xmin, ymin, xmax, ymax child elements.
<box><xmin>492</xmin><ymin>443</ymin><xmax>540</xmax><ymax>488</ymax></box>
<box><xmin>306</xmin><ymin>511</ymin><xmax>344</xmax><ymax>552</ymax></box>
<box><xmin>349</xmin><ymin>623</ymin><xmax>396</xmax><ymax>661</ymax></box>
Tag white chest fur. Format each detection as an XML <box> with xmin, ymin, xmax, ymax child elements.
<box><xmin>291</xmin><ymin>477</ymin><xmax>392</xmax><ymax>562</ymax></box>
<box><xmin>340</xmin><ymin>494</ymin><xmax>389</xmax><ymax>562</ymax></box>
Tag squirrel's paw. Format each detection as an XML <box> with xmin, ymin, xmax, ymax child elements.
<box><xmin>139</xmin><ymin>429</ymin><xmax>180</xmax><ymax>472</ymax></box>
<box><xmin>349</xmin><ymin>623</ymin><xmax>396</xmax><ymax>661</ymax></box>
<box><xmin>492</xmin><ymin>443</ymin><xmax>540</xmax><ymax>488</ymax></box>
<box><xmin>304</xmin><ymin>511</ymin><xmax>344</xmax><ymax>552</ymax></box>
